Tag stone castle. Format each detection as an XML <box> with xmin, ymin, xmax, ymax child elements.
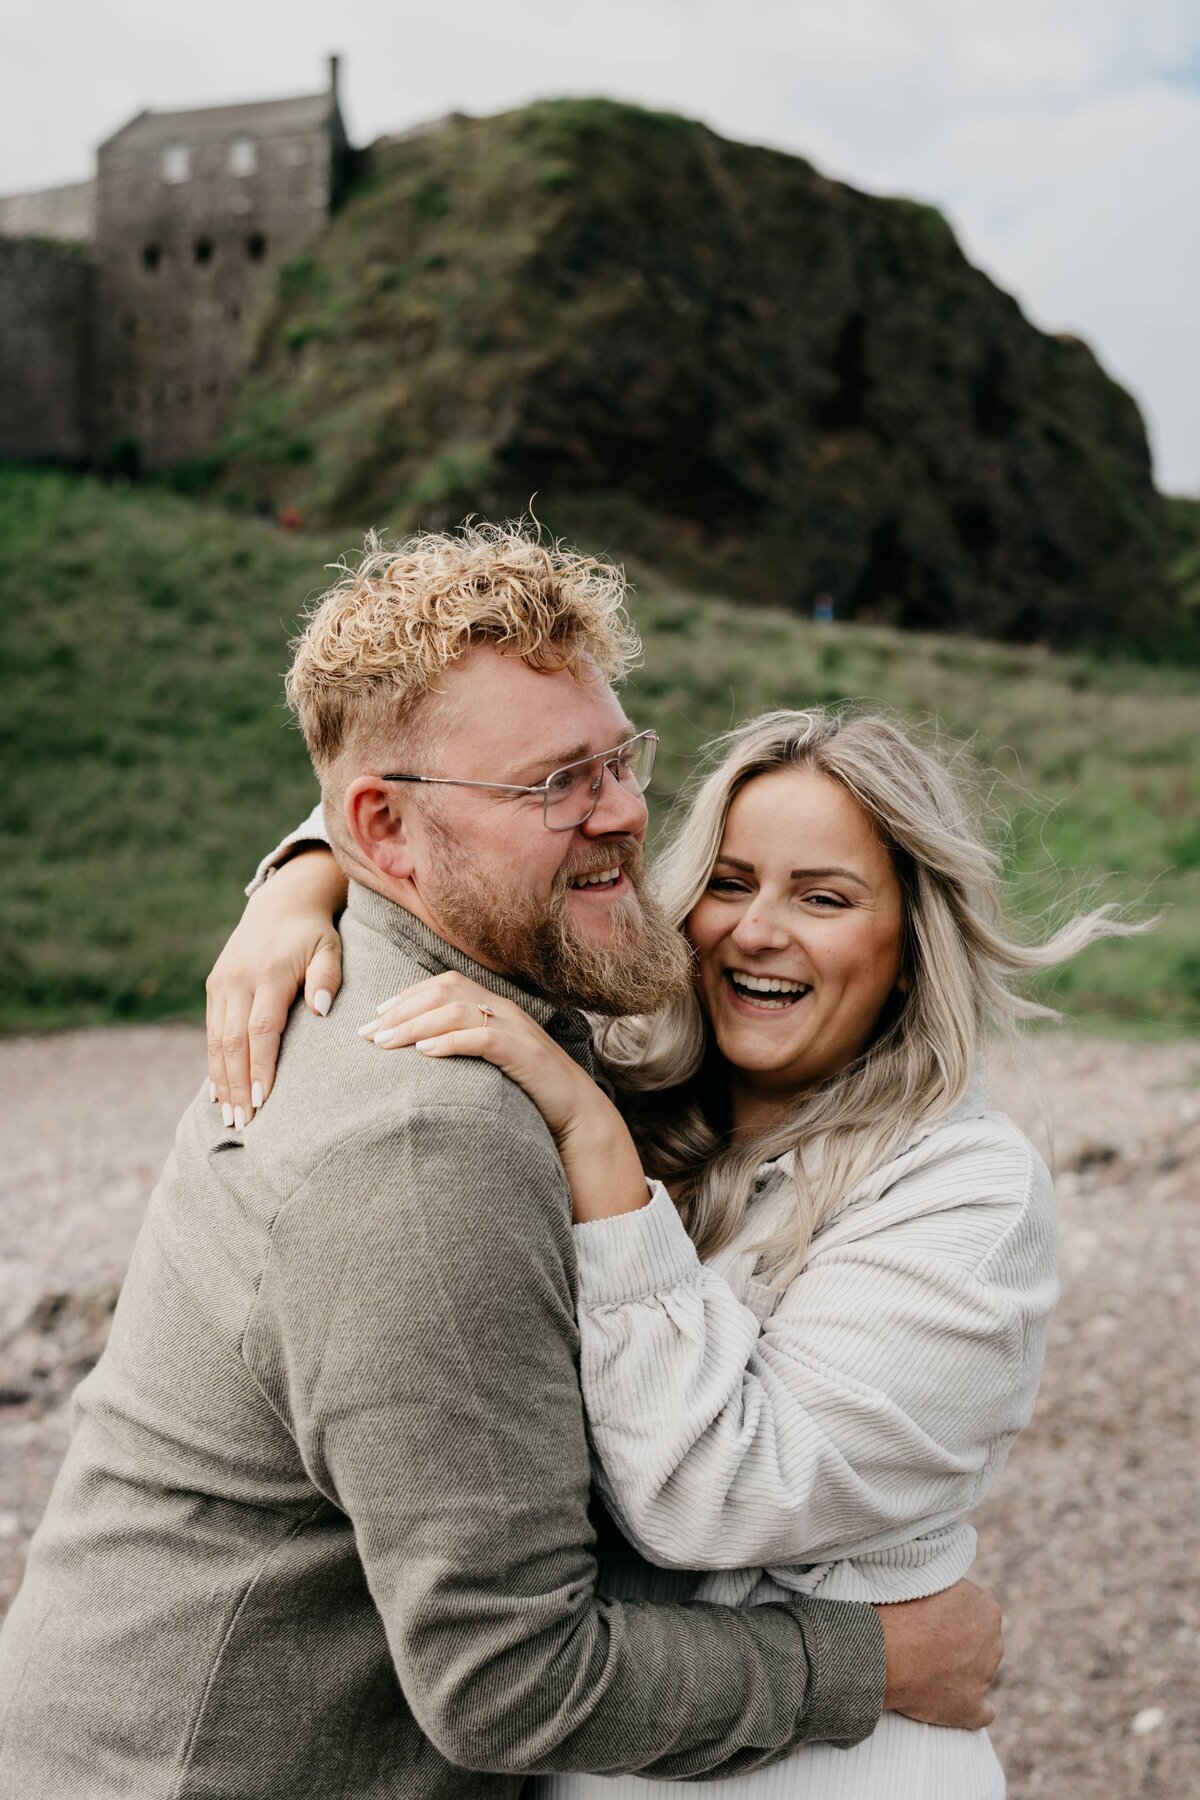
<box><xmin>0</xmin><ymin>59</ymin><xmax>351</xmax><ymax>472</ymax></box>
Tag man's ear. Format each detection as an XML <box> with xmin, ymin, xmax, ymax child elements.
<box><xmin>344</xmin><ymin>777</ymin><xmax>415</xmax><ymax>881</ymax></box>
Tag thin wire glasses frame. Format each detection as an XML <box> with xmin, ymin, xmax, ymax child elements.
<box><xmin>382</xmin><ymin>730</ymin><xmax>659</xmax><ymax>832</ymax></box>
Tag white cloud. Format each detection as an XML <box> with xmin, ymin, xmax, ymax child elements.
<box><xmin>1</xmin><ymin>0</ymin><xmax>1198</xmax><ymax>488</ymax></box>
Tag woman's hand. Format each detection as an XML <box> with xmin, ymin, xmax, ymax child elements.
<box><xmin>206</xmin><ymin>849</ymin><xmax>348</xmax><ymax>1127</ymax></box>
<box><xmin>361</xmin><ymin>970</ymin><xmax>650</xmax><ymax>1221</ymax></box>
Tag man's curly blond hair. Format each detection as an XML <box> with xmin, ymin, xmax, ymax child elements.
<box><xmin>287</xmin><ymin>522</ymin><xmax>641</xmax><ymax>782</ymax></box>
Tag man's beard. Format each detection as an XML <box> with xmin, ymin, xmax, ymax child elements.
<box><xmin>422</xmin><ymin>821</ymin><xmax>692</xmax><ymax>1015</ymax></box>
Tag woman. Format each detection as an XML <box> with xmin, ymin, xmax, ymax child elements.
<box><xmin>209</xmin><ymin>706</ymin><xmax>1133</xmax><ymax>1797</ymax></box>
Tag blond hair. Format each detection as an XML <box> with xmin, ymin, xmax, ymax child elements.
<box><xmin>287</xmin><ymin>521</ymin><xmax>640</xmax><ymax>774</ymax></box>
<box><xmin>596</xmin><ymin>707</ymin><xmax>1144</xmax><ymax>1283</ymax></box>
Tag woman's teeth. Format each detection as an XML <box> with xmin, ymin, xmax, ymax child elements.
<box><xmin>570</xmin><ymin>866</ymin><xmax>621</xmax><ymax>889</ymax></box>
<box><xmin>727</xmin><ymin>970</ymin><xmax>810</xmax><ymax>1008</ymax></box>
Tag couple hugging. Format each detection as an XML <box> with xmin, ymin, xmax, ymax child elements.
<box><xmin>0</xmin><ymin>523</ymin><xmax>1129</xmax><ymax>1798</ymax></box>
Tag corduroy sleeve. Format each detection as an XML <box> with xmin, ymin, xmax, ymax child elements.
<box><xmin>574</xmin><ymin>1137</ymin><xmax>1056</xmax><ymax>1575</ymax></box>
<box><xmin>243</xmin><ymin>1101</ymin><xmax>885</xmax><ymax>1778</ymax></box>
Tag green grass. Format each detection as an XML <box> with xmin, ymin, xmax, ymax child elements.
<box><xmin>2</xmin><ymin>467</ymin><xmax>1196</xmax><ymax>1033</ymax></box>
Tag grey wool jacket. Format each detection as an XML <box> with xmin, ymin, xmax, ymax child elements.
<box><xmin>0</xmin><ymin>884</ymin><xmax>885</xmax><ymax>1799</ymax></box>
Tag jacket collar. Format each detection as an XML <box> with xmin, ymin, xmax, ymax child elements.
<box><xmin>347</xmin><ymin>881</ymin><xmax>596</xmax><ymax>1075</ymax></box>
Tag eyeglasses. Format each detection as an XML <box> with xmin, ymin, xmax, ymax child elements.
<box><xmin>382</xmin><ymin>730</ymin><xmax>658</xmax><ymax>832</ymax></box>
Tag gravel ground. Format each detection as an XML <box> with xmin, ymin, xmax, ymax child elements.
<box><xmin>1</xmin><ymin>1024</ymin><xmax>1197</xmax><ymax>1797</ymax></box>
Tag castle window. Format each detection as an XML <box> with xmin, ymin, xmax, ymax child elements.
<box><xmin>161</xmin><ymin>142</ymin><xmax>191</xmax><ymax>184</ymax></box>
<box><xmin>229</xmin><ymin>135</ymin><xmax>258</xmax><ymax>176</ymax></box>
<box><xmin>177</xmin><ymin>384</ymin><xmax>193</xmax><ymax>403</ymax></box>
<box><xmin>279</xmin><ymin>143</ymin><xmax>308</xmax><ymax>166</ymax></box>
<box><xmin>142</xmin><ymin>243</ymin><xmax>162</xmax><ymax>272</ymax></box>
<box><xmin>194</xmin><ymin>237</ymin><xmax>214</xmax><ymax>266</ymax></box>
<box><xmin>246</xmin><ymin>231</ymin><xmax>267</xmax><ymax>262</ymax></box>
<box><xmin>124</xmin><ymin>390</ymin><xmax>140</xmax><ymax>410</ymax></box>
<box><xmin>121</xmin><ymin>314</ymin><xmax>138</xmax><ymax>338</ymax></box>
<box><xmin>228</xmin><ymin>302</ymin><xmax>241</xmax><ymax>321</ymax></box>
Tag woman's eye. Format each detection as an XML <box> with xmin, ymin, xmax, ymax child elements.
<box><xmin>804</xmin><ymin>893</ymin><xmax>846</xmax><ymax>909</ymax></box>
<box><xmin>707</xmin><ymin>878</ymin><xmax>749</xmax><ymax>895</ymax></box>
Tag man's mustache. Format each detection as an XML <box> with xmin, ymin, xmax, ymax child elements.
<box><xmin>555</xmin><ymin>837</ymin><xmax>645</xmax><ymax>892</ymax></box>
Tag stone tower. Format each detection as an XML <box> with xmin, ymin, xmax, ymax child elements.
<box><xmin>91</xmin><ymin>58</ymin><xmax>350</xmax><ymax>471</ymax></box>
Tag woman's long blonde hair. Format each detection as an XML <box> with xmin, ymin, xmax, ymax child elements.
<box><xmin>595</xmin><ymin>706</ymin><xmax>1140</xmax><ymax>1281</ymax></box>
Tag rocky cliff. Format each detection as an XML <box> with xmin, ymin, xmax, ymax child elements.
<box><xmin>218</xmin><ymin>99</ymin><xmax>1177</xmax><ymax>647</ymax></box>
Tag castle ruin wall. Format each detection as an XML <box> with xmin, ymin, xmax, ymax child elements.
<box><xmin>0</xmin><ymin>238</ymin><xmax>92</xmax><ymax>462</ymax></box>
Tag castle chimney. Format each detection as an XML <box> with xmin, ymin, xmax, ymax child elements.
<box><xmin>328</xmin><ymin>54</ymin><xmax>341</xmax><ymax>100</ymax></box>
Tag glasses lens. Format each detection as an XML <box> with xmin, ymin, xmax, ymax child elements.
<box><xmin>618</xmin><ymin>732</ymin><xmax>657</xmax><ymax>795</ymax></box>
<box><xmin>543</xmin><ymin>763</ymin><xmax>594</xmax><ymax>828</ymax></box>
<box><xmin>543</xmin><ymin>734</ymin><xmax>658</xmax><ymax>830</ymax></box>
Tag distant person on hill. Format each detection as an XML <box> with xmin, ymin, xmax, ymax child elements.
<box><xmin>0</xmin><ymin>527</ymin><xmax>999</xmax><ymax>1799</ymax></box>
<box><xmin>203</xmin><ymin>608</ymin><xmax>1138</xmax><ymax>1794</ymax></box>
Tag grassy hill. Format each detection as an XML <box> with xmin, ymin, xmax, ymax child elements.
<box><xmin>208</xmin><ymin>99</ymin><xmax>1180</xmax><ymax>652</ymax></box>
<box><xmin>2</xmin><ymin>465</ymin><xmax>1197</xmax><ymax>1032</ymax></box>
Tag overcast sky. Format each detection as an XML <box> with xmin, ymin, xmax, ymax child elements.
<box><xmin>6</xmin><ymin>0</ymin><xmax>1199</xmax><ymax>493</ymax></box>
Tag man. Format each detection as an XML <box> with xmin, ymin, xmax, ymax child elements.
<box><xmin>0</xmin><ymin>525</ymin><xmax>1001</xmax><ymax>1797</ymax></box>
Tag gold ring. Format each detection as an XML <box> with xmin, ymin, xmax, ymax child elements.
<box><xmin>478</xmin><ymin>1005</ymin><xmax>495</xmax><ymax>1023</ymax></box>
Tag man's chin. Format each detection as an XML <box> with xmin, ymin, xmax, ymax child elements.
<box><xmin>546</xmin><ymin>897</ymin><xmax>692</xmax><ymax>1017</ymax></box>
<box><xmin>564</xmin><ymin>886</ymin><xmax>642</xmax><ymax>941</ymax></box>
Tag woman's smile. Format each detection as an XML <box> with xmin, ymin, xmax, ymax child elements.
<box><xmin>723</xmin><ymin>969</ymin><xmax>813</xmax><ymax>1011</ymax></box>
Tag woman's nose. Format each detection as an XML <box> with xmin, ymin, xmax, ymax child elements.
<box><xmin>731</xmin><ymin>901</ymin><xmax>789</xmax><ymax>953</ymax></box>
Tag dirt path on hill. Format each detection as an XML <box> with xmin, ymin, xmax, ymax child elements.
<box><xmin>1</xmin><ymin>1024</ymin><xmax>1197</xmax><ymax>1797</ymax></box>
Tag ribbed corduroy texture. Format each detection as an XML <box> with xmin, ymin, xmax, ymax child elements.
<box><xmin>531</xmin><ymin>1708</ymin><xmax>1005</xmax><ymax>1799</ymax></box>
<box><xmin>540</xmin><ymin>1072</ymin><xmax>1055</xmax><ymax>1797</ymax></box>
<box><xmin>0</xmin><ymin>886</ymin><xmax>885</xmax><ymax>1800</ymax></box>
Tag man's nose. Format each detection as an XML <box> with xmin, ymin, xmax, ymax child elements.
<box><xmin>581</xmin><ymin>762</ymin><xmax>649</xmax><ymax>839</ymax></box>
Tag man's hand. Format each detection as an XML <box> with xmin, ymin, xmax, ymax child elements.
<box><xmin>206</xmin><ymin>849</ymin><xmax>347</xmax><ymax>1126</ymax></box>
<box><xmin>877</xmin><ymin>1579</ymin><xmax>1003</xmax><ymax>1730</ymax></box>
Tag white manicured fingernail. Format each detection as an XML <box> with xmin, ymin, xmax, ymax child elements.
<box><xmin>415</xmin><ymin>1038</ymin><xmax>441</xmax><ymax>1053</ymax></box>
<box><xmin>314</xmin><ymin>989</ymin><xmax>332</xmax><ymax>1018</ymax></box>
<box><xmin>358</xmin><ymin>1019</ymin><xmax>381</xmax><ymax>1038</ymax></box>
<box><xmin>251</xmin><ymin>1082</ymin><xmax>264</xmax><ymax>1110</ymax></box>
<box><xmin>374</xmin><ymin>1027</ymin><xmax>402</xmax><ymax>1046</ymax></box>
<box><xmin>234</xmin><ymin>1106</ymin><xmax>246</xmax><ymax>1131</ymax></box>
<box><xmin>209</xmin><ymin>1080</ymin><xmax>217</xmax><ymax>1104</ymax></box>
<box><xmin>375</xmin><ymin>994</ymin><xmax>403</xmax><ymax>1012</ymax></box>
<box><xmin>222</xmin><ymin>1103</ymin><xmax>235</xmax><ymax>1128</ymax></box>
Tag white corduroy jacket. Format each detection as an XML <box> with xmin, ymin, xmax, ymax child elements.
<box><xmin>574</xmin><ymin>1070</ymin><xmax>1057</xmax><ymax>1606</ymax></box>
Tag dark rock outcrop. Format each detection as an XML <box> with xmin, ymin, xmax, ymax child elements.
<box><xmin>219</xmin><ymin>99</ymin><xmax>1176</xmax><ymax>648</ymax></box>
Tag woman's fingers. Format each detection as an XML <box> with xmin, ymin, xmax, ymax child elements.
<box><xmin>302</xmin><ymin>931</ymin><xmax>344</xmax><ymax>1021</ymax></box>
<box><xmin>414</xmin><ymin>1026</ymin><xmax>497</xmax><ymax>1059</ymax></box>
<box><xmin>205</xmin><ymin>984</ymin><xmax>235</xmax><ymax>1127</ymax></box>
<box><xmin>362</xmin><ymin>974</ymin><xmax>507</xmax><ymax>1041</ymax></box>
<box><xmin>244</xmin><ymin>981</ymin><xmax>295</xmax><ymax>1115</ymax></box>
<box><xmin>365</xmin><ymin>1001</ymin><xmax>490</xmax><ymax>1050</ymax></box>
<box><xmin>219</xmin><ymin>989</ymin><xmax>256</xmax><ymax>1130</ymax></box>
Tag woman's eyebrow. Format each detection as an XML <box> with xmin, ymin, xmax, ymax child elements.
<box><xmin>715</xmin><ymin>856</ymin><xmax>870</xmax><ymax>888</ymax></box>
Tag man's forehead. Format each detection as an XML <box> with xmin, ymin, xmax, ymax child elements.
<box><xmin>440</xmin><ymin>648</ymin><xmax>637</xmax><ymax>771</ymax></box>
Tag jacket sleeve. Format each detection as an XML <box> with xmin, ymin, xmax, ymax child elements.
<box><xmin>242</xmin><ymin>1100</ymin><xmax>885</xmax><ymax>1778</ymax></box>
<box><xmin>243</xmin><ymin>800</ymin><xmax>331</xmax><ymax>896</ymax></box>
<box><xmin>574</xmin><ymin>1131</ymin><xmax>1057</xmax><ymax>1573</ymax></box>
